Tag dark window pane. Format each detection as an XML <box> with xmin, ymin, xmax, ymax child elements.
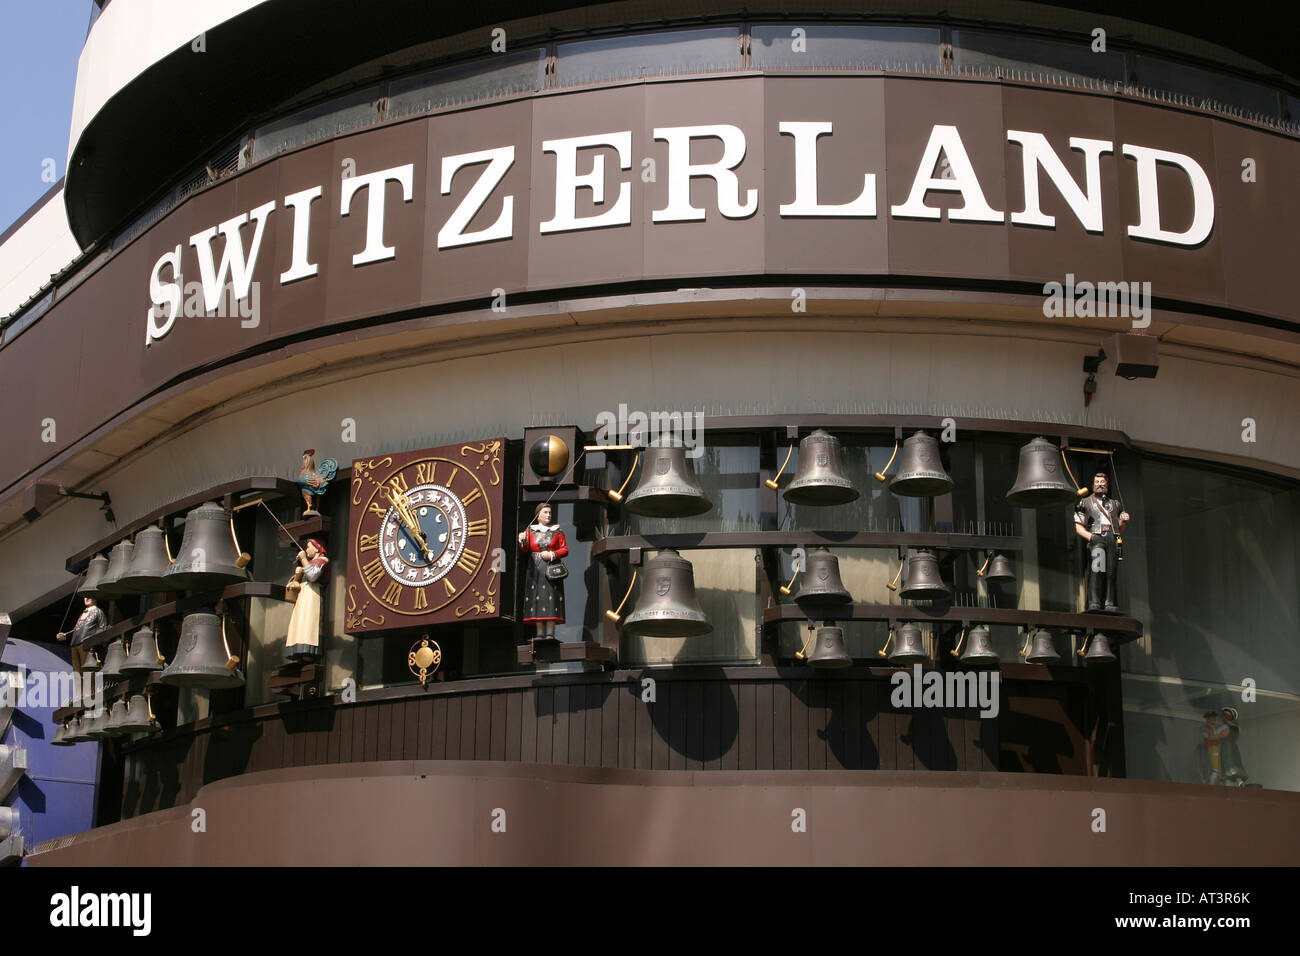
<box><xmin>953</xmin><ymin>30</ymin><xmax>1125</xmax><ymax>83</ymax></box>
<box><xmin>557</xmin><ymin>27</ymin><xmax>739</xmax><ymax>86</ymax></box>
<box><xmin>752</xmin><ymin>24</ymin><xmax>940</xmax><ymax>70</ymax></box>
<box><xmin>388</xmin><ymin>49</ymin><xmax>546</xmax><ymax>120</ymax></box>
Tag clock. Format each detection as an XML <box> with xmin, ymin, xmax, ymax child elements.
<box><xmin>346</xmin><ymin>440</ymin><xmax>506</xmax><ymax>634</ymax></box>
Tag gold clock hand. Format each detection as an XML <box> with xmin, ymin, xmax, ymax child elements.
<box><xmin>387</xmin><ymin>489</ymin><xmax>430</xmax><ymax>556</ymax></box>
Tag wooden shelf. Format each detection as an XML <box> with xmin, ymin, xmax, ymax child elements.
<box><xmin>277</xmin><ymin>515</ymin><xmax>332</xmax><ymax>546</ymax></box>
<box><xmin>517</xmin><ymin>640</ymin><xmax>618</xmax><ymax>667</ymax></box>
<box><xmin>762</xmin><ymin>602</ymin><xmax>1143</xmax><ymax>638</ymax></box>
<box><xmin>593</xmin><ymin>530</ymin><xmax>1022</xmax><ymax>558</ymax></box>
<box><xmin>81</xmin><ymin>582</ymin><xmax>291</xmax><ymax>649</ymax></box>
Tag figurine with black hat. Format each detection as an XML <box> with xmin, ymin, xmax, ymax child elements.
<box><xmin>1073</xmin><ymin>468</ymin><xmax>1130</xmax><ymax>613</ymax></box>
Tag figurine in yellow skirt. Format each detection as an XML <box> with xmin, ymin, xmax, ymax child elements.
<box><xmin>285</xmin><ymin>538</ymin><xmax>328</xmax><ymax>661</ymax></box>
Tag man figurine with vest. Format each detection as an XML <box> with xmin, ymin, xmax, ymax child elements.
<box><xmin>56</xmin><ymin>596</ymin><xmax>108</xmax><ymax>674</ymax></box>
<box><xmin>1074</xmin><ymin>470</ymin><xmax>1130</xmax><ymax>613</ymax></box>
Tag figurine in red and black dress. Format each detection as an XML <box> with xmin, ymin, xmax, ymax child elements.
<box><xmin>517</xmin><ymin>503</ymin><xmax>568</xmax><ymax>644</ymax></box>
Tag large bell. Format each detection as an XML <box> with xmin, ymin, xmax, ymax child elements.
<box><xmin>77</xmin><ymin>554</ymin><xmax>110</xmax><ymax>600</ymax></box>
<box><xmin>624</xmin><ymin>446</ymin><xmax>713</xmax><ymax>518</ymax></box>
<box><xmin>888</xmin><ymin>623</ymin><xmax>928</xmax><ymax>664</ymax></box>
<box><xmin>957</xmin><ymin>625</ymin><xmax>999</xmax><ymax>667</ymax></box>
<box><xmin>118</xmin><ymin>694</ymin><xmax>160</xmax><ymax>736</ymax></box>
<box><xmin>116</xmin><ymin>525</ymin><xmax>173</xmax><ymax>593</ymax></box>
<box><xmin>622</xmin><ymin>549</ymin><xmax>712</xmax><ymax>637</ymax></box>
<box><xmin>899</xmin><ymin>549</ymin><xmax>950</xmax><ymax>601</ymax></box>
<box><xmin>121</xmin><ymin>625</ymin><xmax>165</xmax><ymax>675</ymax></box>
<box><xmin>99</xmin><ymin>638</ymin><xmax>129</xmax><ymax>685</ymax></box>
<box><xmin>160</xmin><ymin>611</ymin><xmax>245</xmax><ymax>688</ymax></box>
<box><xmin>791</xmin><ymin>548</ymin><xmax>852</xmax><ymax>604</ymax></box>
<box><xmin>804</xmin><ymin>625</ymin><xmax>852</xmax><ymax>668</ymax></box>
<box><xmin>162</xmin><ymin>502</ymin><xmax>251</xmax><ymax>591</ymax></box>
<box><xmin>889</xmin><ymin>430</ymin><xmax>954</xmax><ymax>497</ymax></box>
<box><xmin>1082</xmin><ymin>632</ymin><xmax>1116</xmax><ymax>664</ymax></box>
<box><xmin>784</xmin><ymin>430</ymin><xmax>859</xmax><ymax>506</ymax></box>
<box><xmin>98</xmin><ymin>539</ymin><xmax>135</xmax><ymax>595</ymax></box>
<box><xmin>1024</xmin><ymin>628</ymin><xmax>1060</xmax><ymax>664</ymax></box>
<box><xmin>1006</xmin><ymin>436</ymin><xmax>1079</xmax><ymax>509</ymax></box>
<box><xmin>983</xmin><ymin>553</ymin><xmax>1015</xmax><ymax>583</ymax></box>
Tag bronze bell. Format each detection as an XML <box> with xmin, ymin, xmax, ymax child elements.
<box><xmin>80</xmin><ymin>645</ymin><xmax>103</xmax><ymax>673</ymax></box>
<box><xmin>784</xmin><ymin>430</ymin><xmax>859</xmax><ymax>506</ymax></box>
<box><xmin>121</xmin><ymin>625</ymin><xmax>165</xmax><ymax>675</ymax></box>
<box><xmin>889</xmin><ymin>430</ymin><xmax>954</xmax><ymax>498</ymax></box>
<box><xmin>956</xmin><ymin>625</ymin><xmax>999</xmax><ymax>667</ymax></box>
<box><xmin>624</xmin><ymin>446</ymin><xmax>713</xmax><ymax>518</ymax></box>
<box><xmin>118</xmin><ymin>694</ymin><xmax>160</xmax><ymax>736</ymax></box>
<box><xmin>162</xmin><ymin>502</ymin><xmax>251</xmax><ymax>591</ymax></box>
<box><xmin>161</xmin><ymin>611</ymin><xmax>245</xmax><ymax>688</ymax></box>
<box><xmin>1006</xmin><ymin>436</ymin><xmax>1080</xmax><ymax>509</ymax></box>
<box><xmin>804</xmin><ymin>625</ymin><xmax>852</xmax><ymax>668</ymax></box>
<box><xmin>63</xmin><ymin>716</ymin><xmax>91</xmax><ymax>744</ymax></box>
<box><xmin>889</xmin><ymin>623</ymin><xmax>928</xmax><ymax>664</ymax></box>
<box><xmin>83</xmin><ymin>707</ymin><xmax>110</xmax><ymax>740</ymax></box>
<box><xmin>791</xmin><ymin>547</ymin><xmax>853</xmax><ymax>605</ymax></box>
<box><xmin>981</xmin><ymin>553</ymin><xmax>1015</xmax><ymax>584</ymax></box>
<box><xmin>51</xmin><ymin>721</ymin><xmax>74</xmax><ymax>747</ymax></box>
<box><xmin>77</xmin><ymin>554</ymin><xmax>110</xmax><ymax>599</ymax></box>
<box><xmin>102</xmin><ymin>699</ymin><xmax>129</xmax><ymax>737</ymax></box>
<box><xmin>116</xmin><ymin>525</ymin><xmax>173</xmax><ymax>594</ymax></box>
<box><xmin>1081</xmin><ymin>632</ymin><xmax>1116</xmax><ymax>664</ymax></box>
<box><xmin>99</xmin><ymin>638</ymin><xmax>129</xmax><ymax>685</ymax></box>
<box><xmin>1024</xmin><ymin>628</ymin><xmax>1060</xmax><ymax>664</ymax></box>
<box><xmin>899</xmin><ymin>549</ymin><xmax>949</xmax><ymax>601</ymax></box>
<box><xmin>622</xmin><ymin>549</ymin><xmax>712</xmax><ymax>637</ymax></box>
<box><xmin>98</xmin><ymin>539</ymin><xmax>135</xmax><ymax>596</ymax></box>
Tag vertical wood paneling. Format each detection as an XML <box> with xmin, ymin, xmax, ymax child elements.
<box><xmin>843</xmin><ymin>679</ymin><xmax>861</xmax><ymax>770</ymax></box>
<box><xmin>430</xmin><ymin>696</ymin><xmax>448</xmax><ymax>760</ymax></box>
<box><xmin>685</xmin><ymin>681</ymin><xmax>704</xmax><ymax>771</ymax></box>
<box><xmin>567</xmin><ymin>686</ymin><xmax>586</xmax><ymax>766</ymax></box>
<box><xmin>445</xmin><ymin>695</ymin><xmax>462</xmax><ymax>760</ymax></box>
<box><xmin>703</xmin><ymin>681</ymin><xmax>722</xmax><ymax>771</ymax></box>
<box><xmin>552</xmin><ymin>685</ymin><xmax>570</xmax><ymax>765</ymax></box>
<box><xmin>416</xmin><ymin>697</ymin><xmax>433</xmax><ymax>759</ymax></box>
<box><xmin>601</xmin><ymin>684</ymin><xmax>619</xmax><ymax>768</ymax></box>
<box><xmin>756</xmin><ymin>682</ymin><xmax>773</xmax><ymax>771</ymax></box>
<box><xmin>505</xmin><ymin>691</ymin><xmax>522</xmax><ymax>762</ymax></box>
<box><xmin>875</xmin><ymin>682</ymin><xmax>895</xmax><ymax>770</ymax></box>
<box><xmin>737</xmin><ymin>683</ymin><xmax>756</xmax><ymax>771</ymax></box>
<box><xmin>669</xmin><ymin>682</ymin><xmax>687</xmax><ymax>771</ymax></box>
<box><xmin>377</xmin><ymin>702</ymin><xmax>393</xmax><ymax>762</ymax></box>
<box><xmin>825</xmin><ymin>682</ymin><xmax>844</xmax><ymax>770</ymax></box>
<box><xmin>585</xmin><ymin>685</ymin><xmax>603</xmax><ymax>767</ymax></box>
<box><xmin>337</xmin><ymin>706</ymin><xmax>353</xmax><ymax>764</ymax></box>
<box><xmin>619</xmin><ymin>685</ymin><xmax>637</xmax><ymax>769</ymax></box>
<box><xmin>476</xmin><ymin>693</ymin><xmax>493</xmax><ymax>760</ymax></box>
<box><xmin>520</xmin><ymin>689</ymin><xmax>537</xmax><ymax>763</ymax></box>
<box><xmin>635</xmin><ymin>692</ymin><xmax>652</xmax><ymax>769</ymax></box>
<box><xmin>459</xmin><ymin>696</ymin><xmax>476</xmax><ymax>760</ymax></box>
<box><xmin>895</xmin><ymin>689</ymin><xmax>914</xmax><ymax>771</ymax></box>
<box><xmin>772</xmin><ymin>682</ymin><xmax>791</xmax><ymax>771</ymax></box>
<box><xmin>390</xmin><ymin>699</ymin><xmax>407</xmax><ymax>760</ymax></box>
<box><xmin>535</xmin><ymin>687</ymin><xmax>553</xmax><ymax>764</ymax></box>
<box><xmin>721</xmin><ymin>683</ymin><xmax>740</xmax><ymax>771</ymax></box>
<box><xmin>490</xmin><ymin>692</ymin><xmax>508</xmax><ymax>762</ymax></box>
<box><xmin>650</xmin><ymin>684</ymin><xmax>669</xmax><ymax>770</ymax></box>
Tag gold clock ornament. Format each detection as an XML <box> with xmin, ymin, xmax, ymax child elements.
<box><xmin>408</xmin><ymin>636</ymin><xmax>442</xmax><ymax>687</ymax></box>
<box><xmin>347</xmin><ymin>440</ymin><xmax>505</xmax><ymax>634</ymax></box>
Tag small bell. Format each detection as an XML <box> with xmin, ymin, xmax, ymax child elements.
<box><xmin>102</xmin><ymin>699</ymin><xmax>129</xmax><ymax>737</ymax></box>
<box><xmin>98</xmin><ymin>539</ymin><xmax>135</xmax><ymax>596</ymax></box>
<box><xmin>80</xmin><ymin>646</ymin><xmax>103</xmax><ymax>673</ymax></box>
<box><xmin>51</xmin><ymin>721</ymin><xmax>74</xmax><ymax>747</ymax></box>
<box><xmin>800</xmin><ymin>625</ymin><xmax>852</xmax><ymax>668</ymax></box>
<box><xmin>953</xmin><ymin>625</ymin><xmax>998</xmax><ymax>667</ymax></box>
<box><xmin>77</xmin><ymin>554</ymin><xmax>110</xmax><ymax>599</ymax></box>
<box><xmin>63</xmin><ymin>716</ymin><xmax>92</xmax><ymax>744</ymax></box>
<box><xmin>783</xmin><ymin>430</ymin><xmax>859</xmax><ymax>506</ymax></box>
<box><xmin>888</xmin><ymin>431</ymin><xmax>954</xmax><ymax>497</ymax></box>
<box><xmin>118</xmin><ymin>693</ymin><xmax>161</xmax><ymax>736</ymax></box>
<box><xmin>1081</xmin><ymin>632</ymin><xmax>1116</xmax><ymax>664</ymax></box>
<box><xmin>788</xmin><ymin>547</ymin><xmax>852</xmax><ymax>605</ymax></box>
<box><xmin>1023</xmin><ymin>629</ymin><xmax>1060</xmax><ymax>664</ymax></box>
<box><xmin>899</xmin><ymin>549</ymin><xmax>949</xmax><ymax>601</ymax></box>
<box><xmin>121</xmin><ymin>626</ymin><xmax>165</xmax><ymax>675</ymax></box>
<box><xmin>885</xmin><ymin>623</ymin><xmax>927</xmax><ymax>665</ymax></box>
<box><xmin>116</xmin><ymin>525</ymin><xmax>173</xmax><ymax>594</ymax></box>
<box><xmin>622</xmin><ymin>549</ymin><xmax>712</xmax><ymax>637</ymax></box>
<box><xmin>623</xmin><ymin>445</ymin><xmax>713</xmax><ymax>518</ymax></box>
<box><xmin>83</xmin><ymin>707</ymin><xmax>111</xmax><ymax>740</ymax></box>
<box><xmin>981</xmin><ymin>553</ymin><xmax>1015</xmax><ymax>584</ymax></box>
<box><xmin>99</xmin><ymin>638</ymin><xmax>129</xmax><ymax>685</ymax></box>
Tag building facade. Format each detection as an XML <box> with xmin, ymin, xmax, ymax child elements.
<box><xmin>2</xmin><ymin>0</ymin><xmax>1299</xmax><ymax>864</ymax></box>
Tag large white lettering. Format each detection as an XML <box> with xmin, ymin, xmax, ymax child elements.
<box><xmin>539</xmin><ymin>132</ymin><xmax>632</xmax><ymax>233</ymax></box>
<box><xmin>187</xmin><ymin>200</ymin><xmax>275</xmax><ymax>312</ymax></box>
<box><xmin>145</xmin><ymin>244</ymin><xmax>183</xmax><ymax>346</ymax></box>
<box><xmin>778</xmin><ymin>121</ymin><xmax>875</xmax><ymax>217</ymax></box>
<box><xmin>1122</xmin><ymin>144</ymin><xmax>1215</xmax><ymax>246</ymax></box>
<box><xmin>1007</xmin><ymin>131</ymin><xmax>1112</xmax><ymax>232</ymax></box>
<box><xmin>652</xmin><ymin>124</ymin><xmax>758</xmax><ymax>221</ymax></box>
<box><xmin>340</xmin><ymin>165</ymin><xmax>414</xmax><ymax>265</ymax></box>
<box><xmin>438</xmin><ymin>147</ymin><xmax>515</xmax><ymax>249</ymax></box>
<box><xmin>890</xmin><ymin>124</ymin><xmax>1003</xmax><ymax>222</ymax></box>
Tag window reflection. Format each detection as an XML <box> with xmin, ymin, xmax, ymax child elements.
<box><xmin>556</xmin><ymin>27</ymin><xmax>740</xmax><ymax>86</ymax></box>
<box><xmin>752</xmin><ymin>24</ymin><xmax>940</xmax><ymax>70</ymax></box>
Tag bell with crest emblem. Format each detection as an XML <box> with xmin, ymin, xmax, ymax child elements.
<box><xmin>783</xmin><ymin>430</ymin><xmax>859</xmax><ymax>506</ymax></box>
<box><xmin>887</xmin><ymin>431</ymin><xmax>955</xmax><ymax>497</ymax></box>
<box><xmin>624</xmin><ymin>444</ymin><xmax>713</xmax><ymax>518</ymax></box>
<box><xmin>1006</xmin><ymin>437</ymin><xmax>1083</xmax><ymax>509</ymax></box>
<box><xmin>622</xmin><ymin>549</ymin><xmax>712</xmax><ymax>637</ymax></box>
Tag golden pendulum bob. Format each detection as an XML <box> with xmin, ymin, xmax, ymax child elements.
<box><xmin>623</xmin><ymin>445</ymin><xmax>713</xmax><ymax>518</ymax></box>
<box><xmin>898</xmin><ymin>549</ymin><xmax>950</xmax><ymax>601</ymax></box>
<box><xmin>878</xmin><ymin>622</ymin><xmax>927</xmax><ymax>665</ymax></box>
<box><xmin>99</xmin><ymin>638</ymin><xmax>129</xmax><ymax>685</ymax></box>
<box><xmin>160</xmin><ymin>610</ymin><xmax>245</xmax><ymax>688</ymax></box>
<box><xmin>951</xmin><ymin>624</ymin><xmax>999</xmax><ymax>668</ymax></box>
<box><xmin>977</xmin><ymin>552</ymin><xmax>1015</xmax><ymax>584</ymax></box>
<box><xmin>1078</xmin><ymin>631</ymin><xmax>1116</xmax><ymax>665</ymax></box>
<box><xmin>782</xmin><ymin>429</ymin><xmax>859</xmax><ymax>506</ymax></box>
<box><xmin>97</xmin><ymin>539</ymin><xmax>135</xmax><ymax>596</ymax></box>
<box><xmin>620</xmin><ymin>549</ymin><xmax>712</xmax><ymax>637</ymax></box>
<box><xmin>118</xmin><ymin>692</ymin><xmax>161</xmax><ymax>736</ymax></box>
<box><xmin>798</xmin><ymin>624</ymin><xmax>852</xmax><ymax>668</ymax></box>
<box><xmin>116</xmin><ymin>525</ymin><xmax>174</xmax><ymax>594</ymax></box>
<box><xmin>886</xmin><ymin>430</ymin><xmax>955</xmax><ymax>498</ymax></box>
<box><xmin>120</xmin><ymin>625</ymin><xmax>165</xmax><ymax>675</ymax></box>
<box><xmin>1022</xmin><ymin>628</ymin><xmax>1060</xmax><ymax>665</ymax></box>
<box><xmin>784</xmin><ymin>547</ymin><xmax>853</xmax><ymax>605</ymax></box>
<box><xmin>162</xmin><ymin>502</ymin><xmax>252</xmax><ymax>591</ymax></box>
<box><xmin>1005</xmin><ymin>436</ymin><xmax>1086</xmax><ymax>509</ymax></box>
<box><xmin>77</xmin><ymin>554</ymin><xmax>110</xmax><ymax>599</ymax></box>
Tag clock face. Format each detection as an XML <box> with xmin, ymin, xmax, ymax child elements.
<box><xmin>351</xmin><ymin>452</ymin><xmax>497</xmax><ymax>623</ymax></box>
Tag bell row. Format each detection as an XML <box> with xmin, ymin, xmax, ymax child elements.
<box><xmin>782</xmin><ymin>546</ymin><xmax>1014</xmax><ymax>604</ymax></box>
<box><xmin>605</xmin><ymin>431</ymin><xmax>1093</xmax><ymax>517</ymax></box>
<box><xmin>77</xmin><ymin>501</ymin><xmax>252</xmax><ymax>598</ymax></box>
<box><xmin>51</xmin><ymin>693</ymin><xmax>160</xmax><ymax>745</ymax></box>
<box><xmin>798</xmin><ymin>624</ymin><xmax>1120</xmax><ymax>669</ymax></box>
<box><xmin>73</xmin><ymin>611</ymin><xmax>244</xmax><ymax>692</ymax></box>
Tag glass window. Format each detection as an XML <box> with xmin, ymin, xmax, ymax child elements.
<box><xmin>387</xmin><ymin>49</ymin><xmax>546</xmax><ymax>120</ymax></box>
<box><xmin>251</xmin><ymin>85</ymin><xmax>383</xmax><ymax>164</ymax></box>
<box><xmin>752</xmin><ymin>24</ymin><xmax>940</xmax><ymax>70</ymax></box>
<box><xmin>1131</xmin><ymin>54</ymin><xmax>1281</xmax><ymax>117</ymax></box>
<box><xmin>952</xmin><ymin>30</ymin><xmax>1125</xmax><ymax>84</ymax></box>
<box><xmin>556</xmin><ymin>27</ymin><xmax>740</xmax><ymax>86</ymax></box>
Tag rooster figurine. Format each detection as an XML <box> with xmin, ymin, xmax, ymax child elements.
<box><xmin>297</xmin><ymin>449</ymin><xmax>337</xmax><ymax>517</ymax></box>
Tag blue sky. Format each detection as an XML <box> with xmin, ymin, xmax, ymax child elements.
<box><xmin>0</xmin><ymin>1</ymin><xmax>91</xmax><ymax>232</ymax></box>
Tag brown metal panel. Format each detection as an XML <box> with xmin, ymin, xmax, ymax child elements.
<box><xmin>266</xmin><ymin>139</ymin><xmax>333</xmax><ymax>338</ymax></box>
<box><xmin>505</xmin><ymin>691</ymin><xmax>522</xmax><ymax>762</ymax></box>
<box><xmin>535</xmin><ymin>687</ymin><xmax>554</xmax><ymax>765</ymax></box>
<box><xmin>476</xmin><ymin>693</ymin><xmax>493</xmax><ymax>761</ymax></box>
<box><xmin>430</xmin><ymin>696</ymin><xmax>448</xmax><ymax>761</ymax></box>
<box><xmin>755</xmin><ymin>681</ymin><xmax>773</xmax><ymax>771</ymax></box>
<box><xmin>634</xmin><ymin>690</ymin><xmax>652</xmax><ymax>770</ymax></box>
<box><xmin>600</xmin><ymin>682</ymin><xmax>619</xmax><ymax>769</ymax></box>
<box><xmin>650</xmin><ymin>685</ymin><xmax>669</xmax><ymax>771</ymax></box>
<box><xmin>553</xmin><ymin>685</ymin><xmax>571</xmax><ymax>765</ymax></box>
<box><xmin>702</xmin><ymin>680</ymin><xmax>722</xmax><ymax>771</ymax></box>
<box><xmin>669</xmin><ymin>681</ymin><xmax>688</xmax><ymax>771</ymax></box>
<box><xmin>459</xmin><ymin>695</ymin><xmax>476</xmax><ymax>761</ymax></box>
<box><xmin>771</xmin><ymin>680</ymin><xmax>791</xmax><ymax>771</ymax></box>
<box><xmin>490</xmin><ymin>693</ymin><xmax>508</xmax><ymax>762</ymax></box>
<box><xmin>584</xmin><ymin>684</ymin><xmax>602</xmax><ymax>768</ymax></box>
<box><xmin>520</xmin><ymin>688</ymin><xmax>537</xmax><ymax>764</ymax></box>
<box><xmin>737</xmin><ymin>682</ymin><xmax>756</xmax><ymax>771</ymax></box>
